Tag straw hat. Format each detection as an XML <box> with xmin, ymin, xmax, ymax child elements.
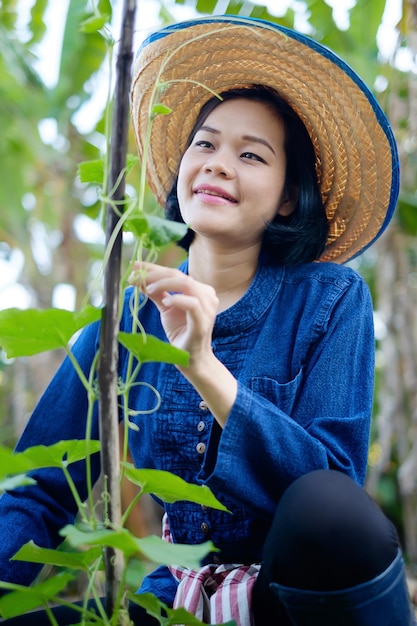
<box><xmin>131</xmin><ymin>15</ymin><xmax>399</xmax><ymax>263</ymax></box>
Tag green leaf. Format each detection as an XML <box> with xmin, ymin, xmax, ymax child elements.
<box><xmin>0</xmin><ymin>447</ymin><xmax>32</xmax><ymax>478</ymax></box>
<box><xmin>128</xmin><ymin>592</ymin><xmax>168</xmax><ymax>621</ymax></box>
<box><xmin>118</xmin><ymin>332</ymin><xmax>189</xmax><ymax>367</ymax></box>
<box><xmin>166</xmin><ymin>607</ymin><xmax>227</xmax><ymax>626</ymax></box>
<box><xmin>185</xmin><ymin>0</ymin><xmax>292</xmax><ymax>25</ymax></box>
<box><xmin>137</xmin><ymin>535</ymin><xmax>217</xmax><ymax>568</ymax></box>
<box><xmin>124</xmin><ymin>214</ymin><xmax>149</xmax><ymax>237</ymax></box>
<box><xmin>310</xmin><ymin>0</ymin><xmax>383</xmax><ymax>86</ymax></box>
<box><xmin>196</xmin><ymin>0</ymin><xmax>217</xmax><ymax>12</ymax></box>
<box><xmin>0</xmin><ymin>440</ymin><xmax>101</xmax><ymax>479</ymax></box>
<box><xmin>304</xmin><ymin>0</ymin><xmax>334</xmax><ymax>36</ymax></box>
<box><xmin>0</xmin><ymin>474</ymin><xmax>37</xmax><ymax>492</ymax></box>
<box><xmin>12</xmin><ymin>541</ymin><xmax>101</xmax><ymax>571</ymax></box>
<box><xmin>24</xmin><ymin>440</ymin><xmax>101</xmax><ymax>468</ymax></box>
<box><xmin>60</xmin><ymin>525</ymin><xmax>215</xmax><ymax>568</ymax></box>
<box><xmin>126</xmin><ymin>153</ymin><xmax>140</xmax><ymax>176</ymax></box>
<box><xmin>122</xmin><ymin>466</ymin><xmax>229</xmax><ymax>512</ymax></box>
<box><xmin>78</xmin><ymin>154</ymin><xmax>138</xmax><ymax>185</ymax></box>
<box><xmin>124</xmin><ymin>213</ymin><xmax>188</xmax><ymax>247</ymax></box>
<box><xmin>12</xmin><ymin>543</ymin><xmax>89</xmax><ymax>571</ymax></box>
<box><xmin>398</xmin><ymin>193</ymin><xmax>417</xmax><ymax>236</ymax></box>
<box><xmin>124</xmin><ymin>557</ymin><xmax>147</xmax><ymax>591</ymax></box>
<box><xmin>0</xmin><ymin>305</ymin><xmax>101</xmax><ymax>357</ymax></box>
<box><xmin>158</xmin><ymin>4</ymin><xmax>177</xmax><ymax>24</ymax></box>
<box><xmin>350</xmin><ymin>0</ymin><xmax>385</xmax><ymax>53</ymax></box>
<box><xmin>151</xmin><ymin>103</ymin><xmax>172</xmax><ymax>116</ymax></box>
<box><xmin>28</xmin><ymin>0</ymin><xmax>48</xmax><ymax>45</ymax></box>
<box><xmin>98</xmin><ymin>0</ymin><xmax>112</xmax><ymax>18</ymax></box>
<box><xmin>60</xmin><ymin>524</ymin><xmax>140</xmax><ymax>558</ymax></box>
<box><xmin>0</xmin><ymin>1</ymin><xmax>18</xmax><ymax>30</ymax></box>
<box><xmin>78</xmin><ymin>158</ymin><xmax>105</xmax><ymax>184</ymax></box>
<box><xmin>128</xmin><ymin>593</ymin><xmax>235</xmax><ymax>626</ymax></box>
<box><xmin>80</xmin><ymin>14</ymin><xmax>110</xmax><ymax>34</ymax></box>
<box><xmin>0</xmin><ymin>573</ymin><xmax>74</xmax><ymax>618</ymax></box>
<box><xmin>146</xmin><ymin>215</ymin><xmax>188</xmax><ymax>247</ymax></box>
<box><xmin>51</xmin><ymin>0</ymin><xmax>107</xmax><ymax>117</ymax></box>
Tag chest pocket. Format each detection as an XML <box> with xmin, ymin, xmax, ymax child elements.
<box><xmin>250</xmin><ymin>367</ymin><xmax>303</xmax><ymax>416</ymax></box>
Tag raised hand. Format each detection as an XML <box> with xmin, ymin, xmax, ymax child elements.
<box><xmin>129</xmin><ymin>261</ymin><xmax>218</xmax><ymax>361</ymax></box>
<box><xmin>128</xmin><ymin>261</ymin><xmax>237</xmax><ymax>427</ymax></box>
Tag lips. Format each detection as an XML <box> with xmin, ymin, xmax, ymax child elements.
<box><xmin>193</xmin><ymin>185</ymin><xmax>237</xmax><ymax>203</ymax></box>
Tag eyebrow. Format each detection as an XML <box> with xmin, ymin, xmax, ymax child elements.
<box><xmin>198</xmin><ymin>125</ymin><xmax>276</xmax><ymax>156</ymax></box>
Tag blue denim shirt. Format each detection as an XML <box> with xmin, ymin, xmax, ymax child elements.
<box><xmin>0</xmin><ymin>260</ymin><xmax>375</xmax><ymax>603</ymax></box>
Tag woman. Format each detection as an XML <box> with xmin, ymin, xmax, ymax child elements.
<box><xmin>0</xmin><ymin>15</ymin><xmax>413</xmax><ymax>626</ymax></box>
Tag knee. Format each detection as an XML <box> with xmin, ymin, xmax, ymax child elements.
<box><xmin>273</xmin><ymin>469</ymin><xmax>396</xmax><ymax>546</ymax></box>
<box><xmin>262</xmin><ymin>470</ymin><xmax>399</xmax><ymax>589</ymax></box>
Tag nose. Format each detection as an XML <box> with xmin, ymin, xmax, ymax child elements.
<box><xmin>203</xmin><ymin>151</ymin><xmax>234</xmax><ymax>178</ymax></box>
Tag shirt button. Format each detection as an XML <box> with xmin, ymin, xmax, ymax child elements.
<box><xmin>197</xmin><ymin>420</ymin><xmax>206</xmax><ymax>432</ymax></box>
<box><xmin>200</xmin><ymin>522</ymin><xmax>210</xmax><ymax>534</ymax></box>
<box><xmin>196</xmin><ymin>442</ymin><xmax>206</xmax><ymax>454</ymax></box>
<box><xmin>199</xmin><ymin>400</ymin><xmax>209</xmax><ymax>411</ymax></box>
<box><xmin>201</xmin><ymin>504</ymin><xmax>208</xmax><ymax>510</ymax></box>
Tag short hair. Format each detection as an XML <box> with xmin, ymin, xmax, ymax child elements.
<box><xmin>165</xmin><ymin>85</ymin><xmax>329</xmax><ymax>266</ymax></box>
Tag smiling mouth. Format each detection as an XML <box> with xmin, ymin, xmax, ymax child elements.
<box><xmin>194</xmin><ymin>189</ymin><xmax>237</xmax><ymax>203</ymax></box>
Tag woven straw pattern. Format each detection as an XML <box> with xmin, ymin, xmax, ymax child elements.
<box><xmin>131</xmin><ymin>20</ymin><xmax>395</xmax><ymax>263</ymax></box>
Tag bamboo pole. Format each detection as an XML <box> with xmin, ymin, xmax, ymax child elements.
<box><xmin>97</xmin><ymin>0</ymin><xmax>137</xmax><ymax>619</ymax></box>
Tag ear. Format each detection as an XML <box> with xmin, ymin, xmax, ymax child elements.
<box><xmin>276</xmin><ymin>186</ymin><xmax>298</xmax><ymax>217</ymax></box>
<box><xmin>276</xmin><ymin>197</ymin><xmax>295</xmax><ymax>217</ymax></box>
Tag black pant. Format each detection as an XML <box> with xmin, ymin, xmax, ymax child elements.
<box><xmin>1</xmin><ymin>470</ymin><xmax>399</xmax><ymax>625</ymax></box>
<box><xmin>252</xmin><ymin>469</ymin><xmax>399</xmax><ymax>625</ymax></box>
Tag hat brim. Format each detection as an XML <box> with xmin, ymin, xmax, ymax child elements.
<box><xmin>131</xmin><ymin>16</ymin><xmax>399</xmax><ymax>264</ymax></box>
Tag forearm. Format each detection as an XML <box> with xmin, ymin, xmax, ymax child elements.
<box><xmin>200</xmin><ymin>382</ymin><xmax>372</xmax><ymax>517</ymax></box>
<box><xmin>178</xmin><ymin>351</ymin><xmax>238</xmax><ymax>428</ymax></box>
<box><xmin>128</xmin><ymin>262</ymin><xmax>237</xmax><ymax>425</ymax></box>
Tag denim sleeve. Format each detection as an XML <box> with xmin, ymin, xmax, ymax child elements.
<box><xmin>137</xmin><ymin>565</ymin><xmax>178</xmax><ymax>606</ymax></box>
<box><xmin>200</xmin><ymin>277</ymin><xmax>375</xmax><ymax>519</ymax></box>
<box><xmin>0</xmin><ymin>288</ymin><xmax>161</xmax><ymax>586</ymax></box>
<box><xmin>0</xmin><ymin>319</ymin><xmax>102</xmax><ymax>585</ymax></box>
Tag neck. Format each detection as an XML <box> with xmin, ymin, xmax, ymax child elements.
<box><xmin>188</xmin><ymin>239</ymin><xmax>260</xmax><ymax>312</ymax></box>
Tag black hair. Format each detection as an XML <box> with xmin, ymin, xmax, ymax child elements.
<box><xmin>165</xmin><ymin>85</ymin><xmax>329</xmax><ymax>266</ymax></box>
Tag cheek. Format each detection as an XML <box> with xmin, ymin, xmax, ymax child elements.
<box><xmin>176</xmin><ymin>161</ymin><xmax>187</xmax><ymax>205</ymax></box>
<box><xmin>176</xmin><ymin>160</ymin><xmax>193</xmax><ymax>222</ymax></box>
<box><xmin>177</xmin><ymin>148</ymin><xmax>201</xmax><ymax>200</ymax></box>
<box><xmin>257</xmin><ymin>178</ymin><xmax>286</xmax><ymax>220</ymax></box>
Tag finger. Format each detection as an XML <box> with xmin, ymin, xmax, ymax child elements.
<box><xmin>160</xmin><ymin>294</ymin><xmax>213</xmax><ymax>347</ymax></box>
<box><xmin>134</xmin><ymin>263</ymin><xmax>189</xmax><ymax>292</ymax></box>
<box><xmin>129</xmin><ymin>262</ymin><xmax>218</xmax><ymax>312</ymax></box>
<box><xmin>162</xmin><ymin>294</ymin><xmax>218</xmax><ymax>337</ymax></box>
<box><xmin>133</xmin><ymin>261</ymin><xmax>180</xmax><ymax>281</ymax></box>
<box><xmin>161</xmin><ymin>292</ymin><xmax>201</xmax><ymax>312</ymax></box>
<box><xmin>146</xmin><ymin>276</ymin><xmax>197</xmax><ymax>299</ymax></box>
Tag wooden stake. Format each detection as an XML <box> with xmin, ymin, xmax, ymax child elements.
<box><xmin>98</xmin><ymin>0</ymin><xmax>137</xmax><ymax>620</ymax></box>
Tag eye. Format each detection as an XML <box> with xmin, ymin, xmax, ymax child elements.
<box><xmin>241</xmin><ymin>152</ymin><xmax>266</xmax><ymax>163</ymax></box>
<box><xmin>194</xmin><ymin>140</ymin><xmax>214</xmax><ymax>149</ymax></box>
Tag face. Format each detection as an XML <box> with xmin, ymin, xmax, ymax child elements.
<box><xmin>176</xmin><ymin>98</ymin><xmax>292</xmax><ymax>250</ymax></box>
